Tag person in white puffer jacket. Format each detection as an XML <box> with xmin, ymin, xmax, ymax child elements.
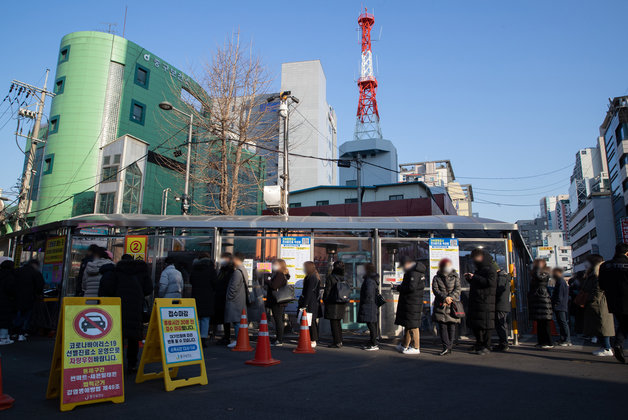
<box><xmin>159</xmin><ymin>257</ymin><xmax>183</xmax><ymax>298</ymax></box>
<box><xmin>82</xmin><ymin>247</ymin><xmax>114</xmax><ymax>297</ymax></box>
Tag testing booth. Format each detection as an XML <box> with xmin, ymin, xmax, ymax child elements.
<box><xmin>0</xmin><ymin>214</ymin><xmax>533</xmax><ymax>339</ymax></box>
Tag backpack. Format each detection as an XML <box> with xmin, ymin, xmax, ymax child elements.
<box><xmin>331</xmin><ymin>279</ymin><xmax>351</xmax><ymax>304</ymax></box>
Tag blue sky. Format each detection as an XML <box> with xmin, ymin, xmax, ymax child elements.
<box><xmin>1</xmin><ymin>0</ymin><xmax>626</xmax><ymax>222</ymax></box>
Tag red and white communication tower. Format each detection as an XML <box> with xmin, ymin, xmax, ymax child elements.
<box><xmin>354</xmin><ymin>8</ymin><xmax>382</xmax><ymax>141</ymax></box>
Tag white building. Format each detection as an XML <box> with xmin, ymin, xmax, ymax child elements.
<box><xmin>399</xmin><ymin>160</ymin><xmax>474</xmax><ymax>216</ymax></box>
<box><xmin>540</xmin><ymin>195</ymin><xmax>570</xmax><ymax>239</ymax></box>
<box><xmin>280</xmin><ymin>60</ymin><xmax>337</xmax><ymax>191</ymax></box>
<box><xmin>536</xmin><ymin>230</ymin><xmax>572</xmax><ymax>272</ymax></box>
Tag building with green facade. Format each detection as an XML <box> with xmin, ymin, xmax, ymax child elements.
<box><xmin>28</xmin><ymin>31</ymin><xmax>264</xmax><ymax>226</ymax></box>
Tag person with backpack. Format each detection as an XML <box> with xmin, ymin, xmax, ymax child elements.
<box><xmin>493</xmin><ymin>265</ymin><xmax>511</xmax><ymax>352</ymax></box>
<box><xmin>158</xmin><ymin>257</ymin><xmax>183</xmax><ymax>298</ymax></box>
<box><xmin>323</xmin><ymin>261</ymin><xmax>349</xmax><ymax>348</ymax></box>
<box><xmin>394</xmin><ymin>256</ymin><xmax>427</xmax><ymax>355</ymax></box>
<box><xmin>299</xmin><ymin>261</ymin><xmax>321</xmax><ymax>348</ymax></box>
<box><xmin>190</xmin><ymin>253</ymin><xmax>216</xmax><ymax>347</ymax></box>
<box><xmin>265</xmin><ymin>259</ymin><xmax>290</xmax><ymax>346</ymax></box>
<box><xmin>225</xmin><ymin>252</ymin><xmax>249</xmax><ymax>348</ymax></box>
<box><xmin>99</xmin><ymin>254</ymin><xmax>152</xmax><ymax>373</ymax></box>
<box><xmin>358</xmin><ymin>263</ymin><xmax>380</xmax><ymax>351</ymax></box>
<box><xmin>551</xmin><ymin>267</ymin><xmax>572</xmax><ymax>347</ymax></box>
<box><xmin>432</xmin><ymin>258</ymin><xmax>461</xmax><ymax>356</ymax></box>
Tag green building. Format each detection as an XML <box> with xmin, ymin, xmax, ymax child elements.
<box><xmin>28</xmin><ymin>31</ymin><xmax>264</xmax><ymax>226</ymax></box>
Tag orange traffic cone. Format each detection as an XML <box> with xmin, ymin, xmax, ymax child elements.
<box><xmin>245</xmin><ymin>312</ymin><xmax>280</xmax><ymax>366</ymax></box>
<box><xmin>294</xmin><ymin>309</ymin><xmax>315</xmax><ymax>354</ymax></box>
<box><xmin>232</xmin><ymin>310</ymin><xmax>253</xmax><ymax>352</ymax></box>
<box><xmin>0</xmin><ymin>355</ymin><xmax>14</xmax><ymax>411</ymax></box>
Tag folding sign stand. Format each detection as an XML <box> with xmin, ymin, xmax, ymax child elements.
<box><xmin>135</xmin><ymin>298</ymin><xmax>207</xmax><ymax>391</ymax></box>
<box><xmin>46</xmin><ymin>297</ymin><xmax>125</xmax><ymax>411</ymax></box>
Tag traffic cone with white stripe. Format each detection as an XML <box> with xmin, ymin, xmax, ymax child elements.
<box><xmin>0</xmin><ymin>355</ymin><xmax>14</xmax><ymax>411</ymax></box>
<box><xmin>232</xmin><ymin>310</ymin><xmax>253</xmax><ymax>352</ymax></box>
<box><xmin>293</xmin><ymin>309</ymin><xmax>315</xmax><ymax>354</ymax></box>
<box><xmin>245</xmin><ymin>312</ymin><xmax>280</xmax><ymax>366</ymax></box>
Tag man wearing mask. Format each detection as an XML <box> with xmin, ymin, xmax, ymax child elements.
<box><xmin>213</xmin><ymin>253</ymin><xmax>233</xmax><ymax>345</ymax></box>
<box><xmin>465</xmin><ymin>249</ymin><xmax>497</xmax><ymax>355</ymax></box>
<box><xmin>551</xmin><ymin>267</ymin><xmax>571</xmax><ymax>346</ymax></box>
<box><xmin>599</xmin><ymin>243</ymin><xmax>628</xmax><ymax>364</ymax></box>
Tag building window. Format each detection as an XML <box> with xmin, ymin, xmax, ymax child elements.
<box><xmin>316</xmin><ymin>200</ymin><xmax>329</xmax><ymax>206</ymax></box>
<box><xmin>289</xmin><ymin>202</ymin><xmax>301</xmax><ymax>208</ymax></box>
<box><xmin>587</xmin><ymin>210</ymin><xmax>595</xmax><ymax>221</ymax></box>
<box><xmin>122</xmin><ymin>163</ymin><xmax>142</xmax><ymax>213</ymax></box>
<box><xmin>113</xmin><ymin>154</ymin><xmax>121</xmax><ymax>164</ymax></box>
<box><xmin>49</xmin><ymin>115</ymin><xmax>60</xmax><ymax>134</ymax></box>
<box><xmin>130</xmin><ymin>100</ymin><xmax>146</xmax><ymax>125</ymax></box>
<box><xmin>389</xmin><ymin>194</ymin><xmax>404</xmax><ymax>200</ymax></box>
<box><xmin>42</xmin><ymin>154</ymin><xmax>54</xmax><ymax>175</ymax></box>
<box><xmin>561</xmin><ymin>257</ymin><xmax>569</xmax><ymax>262</ymax></box>
<box><xmin>101</xmin><ymin>155</ymin><xmax>119</xmax><ymax>183</ymax></box>
<box><xmin>345</xmin><ymin>198</ymin><xmax>358</xmax><ymax>204</ymax></box>
<box><xmin>589</xmin><ymin>228</ymin><xmax>597</xmax><ymax>239</ymax></box>
<box><xmin>134</xmin><ymin>64</ymin><xmax>150</xmax><ymax>88</ymax></box>
<box><xmin>59</xmin><ymin>46</ymin><xmax>70</xmax><ymax>63</ymax></box>
<box><xmin>54</xmin><ymin>77</ymin><xmax>65</xmax><ymax>94</ymax></box>
<box><xmin>98</xmin><ymin>193</ymin><xmax>115</xmax><ymax>214</ymax></box>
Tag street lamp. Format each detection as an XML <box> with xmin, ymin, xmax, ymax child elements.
<box><xmin>159</xmin><ymin>101</ymin><xmax>193</xmax><ymax>215</ymax></box>
<box><xmin>266</xmin><ymin>92</ymin><xmax>299</xmax><ymax>216</ymax></box>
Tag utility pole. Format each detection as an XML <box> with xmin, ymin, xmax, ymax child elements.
<box><xmin>356</xmin><ymin>154</ymin><xmax>363</xmax><ymax>217</ymax></box>
<box><xmin>14</xmin><ymin>70</ymin><xmax>54</xmax><ymax>231</ymax></box>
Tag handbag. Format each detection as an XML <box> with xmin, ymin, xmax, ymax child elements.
<box><xmin>573</xmin><ymin>291</ymin><xmax>589</xmax><ymax>308</ymax></box>
<box><xmin>272</xmin><ymin>284</ymin><xmax>295</xmax><ymax>304</ymax></box>
<box><xmin>375</xmin><ymin>292</ymin><xmax>386</xmax><ymax>307</ymax></box>
<box><xmin>450</xmin><ymin>300</ymin><xmax>465</xmax><ymax>318</ymax></box>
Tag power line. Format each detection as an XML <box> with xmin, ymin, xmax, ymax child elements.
<box><xmin>474</xmin><ymin>198</ymin><xmax>541</xmax><ymax>207</ymax></box>
<box><xmin>456</xmin><ymin>163</ymin><xmax>573</xmax><ymax>180</ymax></box>
<box><xmin>473</xmin><ymin>178</ymin><xmax>568</xmax><ymax>192</ymax></box>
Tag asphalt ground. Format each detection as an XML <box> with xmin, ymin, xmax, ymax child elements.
<box><xmin>0</xmin><ymin>333</ymin><xmax>626</xmax><ymax>419</ymax></box>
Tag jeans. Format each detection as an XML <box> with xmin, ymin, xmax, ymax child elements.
<box><xmin>269</xmin><ymin>304</ymin><xmax>285</xmax><ymax>342</ymax></box>
<box><xmin>555</xmin><ymin>311</ymin><xmax>571</xmax><ymax>343</ymax></box>
<box><xmin>232</xmin><ymin>322</ymin><xmax>239</xmax><ymax>339</ymax></box>
<box><xmin>330</xmin><ymin>319</ymin><xmax>343</xmax><ymax>345</ymax></box>
<box><xmin>438</xmin><ymin>322</ymin><xmax>457</xmax><ymax>350</ymax></box>
<box><xmin>13</xmin><ymin>310</ymin><xmax>32</xmax><ymax>335</ymax></box>
<box><xmin>199</xmin><ymin>317</ymin><xmax>210</xmax><ymax>339</ymax></box>
<box><xmin>536</xmin><ymin>320</ymin><xmax>553</xmax><ymax>346</ymax></box>
<box><xmin>615</xmin><ymin>314</ymin><xmax>628</xmax><ymax>347</ymax></box>
<box><xmin>473</xmin><ymin>328</ymin><xmax>491</xmax><ymax>350</ymax></box>
<box><xmin>599</xmin><ymin>336</ymin><xmax>611</xmax><ymax>350</ymax></box>
<box><xmin>495</xmin><ymin>311</ymin><xmax>509</xmax><ymax>345</ymax></box>
<box><xmin>366</xmin><ymin>322</ymin><xmax>378</xmax><ymax>346</ymax></box>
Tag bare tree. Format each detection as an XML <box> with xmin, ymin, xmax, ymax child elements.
<box><xmin>167</xmin><ymin>32</ymin><xmax>280</xmax><ymax>216</ymax></box>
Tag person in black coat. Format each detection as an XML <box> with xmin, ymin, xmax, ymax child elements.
<box><xmin>358</xmin><ymin>263</ymin><xmax>380</xmax><ymax>351</ymax></box>
<box><xmin>599</xmin><ymin>243</ymin><xmax>628</xmax><ymax>363</ymax></box>
<box><xmin>265</xmin><ymin>259</ymin><xmax>289</xmax><ymax>346</ymax></box>
<box><xmin>299</xmin><ymin>261</ymin><xmax>321</xmax><ymax>348</ymax></box>
<box><xmin>323</xmin><ymin>261</ymin><xmax>348</xmax><ymax>348</ymax></box>
<box><xmin>432</xmin><ymin>258</ymin><xmax>461</xmax><ymax>356</ymax></box>
<box><xmin>394</xmin><ymin>256</ymin><xmax>426</xmax><ymax>355</ymax></box>
<box><xmin>190</xmin><ymin>254</ymin><xmax>216</xmax><ymax>347</ymax></box>
<box><xmin>0</xmin><ymin>260</ymin><xmax>16</xmax><ymax>345</ymax></box>
<box><xmin>493</xmin><ymin>266</ymin><xmax>511</xmax><ymax>351</ymax></box>
<box><xmin>213</xmin><ymin>252</ymin><xmax>233</xmax><ymax>345</ymax></box>
<box><xmin>528</xmin><ymin>258</ymin><xmax>554</xmax><ymax>348</ymax></box>
<box><xmin>13</xmin><ymin>259</ymin><xmax>44</xmax><ymax>340</ymax></box>
<box><xmin>551</xmin><ymin>267</ymin><xmax>571</xmax><ymax>346</ymax></box>
<box><xmin>465</xmin><ymin>249</ymin><xmax>497</xmax><ymax>355</ymax></box>
<box><xmin>99</xmin><ymin>254</ymin><xmax>152</xmax><ymax>372</ymax></box>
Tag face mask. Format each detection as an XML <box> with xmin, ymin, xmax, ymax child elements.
<box><xmin>442</xmin><ymin>266</ymin><xmax>453</xmax><ymax>274</ymax></box>
<box><xmin>220</xmin><ymin>259</ymin><xmax>228</xmax><ymax>266</ymax></box>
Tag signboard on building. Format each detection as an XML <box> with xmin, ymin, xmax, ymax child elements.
<box><xmin>622</xmin><ymin>218</ymin><xmax>628</xmax><ymax>244</ymax></box>
<box><xmin>46</xmin><ymin>297</ymin><xmax>124</xmax><ymax>411</ymax></box>
<box><xmin>428</xmin><ymin>238</ymin><xmax>460</xmax><ymax>309</ymax></box>
<box><xmin>124</xmin><ymin>235</ymin><xmax>147</xmax><ymax>261</ymax></box>
<box><xmin>44</xmin><ymin>236</ymin><xmax>66</xmax><ymax>264</ymax></box>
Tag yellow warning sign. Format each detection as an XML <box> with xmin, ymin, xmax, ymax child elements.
<box><xmin>124</xmin><ymin>235</ymin><xmax>147</xmax><ymax>261</ymax></box>
<box><xmin>136</xmin><ymin>298</ymin><xmax>207</xmax><ymax>391</ymax></box>
<box><xmin>46</xmin><ymin>297</ymin><xmax>124</xmax><ymax>411</ymax></box>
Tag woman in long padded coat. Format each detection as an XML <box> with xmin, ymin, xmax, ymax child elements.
<box><xmin>298</xmin><ymin>261</ymin><xmax>321</xmax><ymax>347</ymax></box>
<box><xmin>528</xmin><ymin>259</ymin><xmax>554</xmax><ymax>348</ymax></box>
<box><xmin>358</xmin><ymin>263</ymin><xmax>380</xmax><ymax>350</ymax></box>
<box><xmin>581</xmin><ymin>254</ymin><xmax>615</xmax><ymax>356</ymax></box>
<box><xmin>432</xmin><ymin>258</ymin><xmax>461</xmax><ymax>356</ymax></box>
<box><xmin>394</xmin><ymin>257</ymin><xmax>426</xmax><ymax>354</ymax></box>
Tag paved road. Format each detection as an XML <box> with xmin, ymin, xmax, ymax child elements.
<box><xmin>0</xmin><ymin>334</ymin><xmax>625</xmax><ymax>419</ymax></box>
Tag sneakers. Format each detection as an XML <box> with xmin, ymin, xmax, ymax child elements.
<box><xmin>592</xmin><ymin>347</ymin><xmax>613</xmax><ymax>357</ymax></box>
<box><xmin>0</xmin><ymin>338</ymin><xmax>13</xmax><ymax>346</ymax></box>
<box><xmin>227</xmin><ymin>340</ymin><xmax>237</xmax><ymax>348</ymax></box>
<box><xmin>557</xmin><ymin>341</ymin><xmax>573</xmax><ymax>347</ymax></box>
<box><xmin>591</xmin><ymin>337</ymin><xmax>598</xmax><ymax>344</ymax></box>
<box><xmin>17</xmin><ymin>334</ymin><xmax>26</xmax><ymax>342</ymax></box>
<box><xmin>473</xmin><ymin>347</ymin><xmax>490</xmax><ymax>355</ymax></box>
<box><xmin>402</xmin><ymin>347</ymin><xmax>420</xmax><ymax>355</ymax></box>
<box><xmin>612</xmin><ymin>345</ymin><xmax>626</xmax><ymax>364</ymax></box>
<box><xmin>541</xmin><ymin>344</ymin><xmax>554</xmax><ymax>349</ymax></box>
<box><xmin>395</xmin><ymin>343</ymin><xmax>406</xmax><ymax>353</ymax></box>
<box><xmin>271</xmin><ymin>340</ymin><xmax>283</xmax><ymax>347</ymax></box>
<box><xmin>363</xmin><ymin>345</ymin><xmax>379</xmax><ymax>351</ymax></box>
<box><xmin>492</xmin><ymin>344</ymin><xmax>510</xmax><ymax>352</ymax></box>
<box><xmin>328</xmin><ymin>343</ymin><xmax>343</xmax><ymax>348</ymax></box>
<box><xmin>439</xmin><ymin>348</ymin><xmax>452</xmax><ymax>356</ymax></box>
<box><xmin>311</xmin><ymin>341</ymin><xmax>317</xmax><ymax>348</ymax></box>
